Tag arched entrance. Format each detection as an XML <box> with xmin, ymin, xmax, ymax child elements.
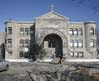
<box><xmin>43</xmin><ymin>34</ymin><xmax>63</xmax><ymax>58</ymax></box>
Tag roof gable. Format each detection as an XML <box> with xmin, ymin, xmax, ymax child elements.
<box><xmin>35</xmin><ymin>11</ymin><xmax>69</xmax><ymax>20</ymax></box>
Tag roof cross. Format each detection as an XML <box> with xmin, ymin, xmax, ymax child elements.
<box><xmin>50</xmin><ymin>4</ymin><xmax>55</xmax><ymax>12</ymax></box>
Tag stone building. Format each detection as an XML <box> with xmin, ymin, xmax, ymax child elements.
<box><xmin>0</xmin><ymin>32</ymin><xmax>5</xmax><ymax>59</ymax></box>
<box><xmin>5</xmin><ymin>5</ymin><xmax>97</xmax><ymax>60</ymax></box>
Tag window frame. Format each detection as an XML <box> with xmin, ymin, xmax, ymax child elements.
<box><xmin>90</xmin><ymin>39</ymin><xmax>94</xmax><ymax>48</ymax></box>
<box><xmin>74</xmin><ymin>28</ymin><xmax>78</xmax><ymax>35</ymax></box>
<box><xmin>69</xmin><ymin>28</ymin><xmax>73</xmax><ymax>35</ymax></box>
<box><xmin>20</xmin><ymin>28</ymin><xmax>24</xmax><ymax>35</ymax></box>
<box><xmin>7</xmin><ymin>39</ymin><xmax>12</xmax><ymax>48</ymax></box>
<box><xmin>20</xmin><ymin>39</ymin><xmax>24</xmax><ymax>48</ymax></box>
<box><xmin>78</xmin><ymin>39</ymin><xmax>83</xmax><ymax>48</ymax></box>
<box><xmin>78</xmin><ymin>28</ymin><xmax>83</xmax><ymax>35</ymax></box>
<box><xmin>25</xmin><ymin>28</ymin><xmax>29</xmax><ymax>35</ymax></box>
<box><xmin>8</xmin><ymin>27</ymin><xmax>12</xmax><ymax>34</ymax></box>
<box><xmin>90</xmin><ymin>27</ymin><xmax>94</xmax><ymax>35</ymax></box>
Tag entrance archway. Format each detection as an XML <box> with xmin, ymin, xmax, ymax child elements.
<box><xmin>43</xmin><ymin>34</ymin><xmax>63</xmax><ymax>58</ymax></box>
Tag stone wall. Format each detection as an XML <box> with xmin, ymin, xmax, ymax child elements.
<box><xmin>0</xmin><ymin>32</ymin><xmax>5</xmax><ymax>58</ymax></box>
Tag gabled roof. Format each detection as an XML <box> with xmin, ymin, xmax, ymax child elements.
<box><xmin>35</xmin><ymin>11</ymin><xmax>69</xmax><ymax>20</ymax></box>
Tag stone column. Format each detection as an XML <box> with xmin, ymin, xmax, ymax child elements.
<box><xmin>44</xmin><ymin>41</ymin><xmax>48</xmax><ymax>48</ymax></box>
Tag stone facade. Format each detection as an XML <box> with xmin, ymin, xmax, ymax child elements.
<box><xmin>4</xmin><ymin>6</ymin><xmax>98</xmax><ymax>60</ymax></box>
<box><xmin>0</xmin><ymin>32</ymin><xmax>5</xmax><ymax>58</ymax></box>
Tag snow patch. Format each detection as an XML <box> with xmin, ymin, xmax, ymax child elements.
<box><xmin>5</xmin><ymin>59</ymin><xmax>30</xmax><ymax>62</ymax></box>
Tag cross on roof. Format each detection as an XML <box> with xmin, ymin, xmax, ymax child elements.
<box><xmin>50</xmin><ymin>4</ymin><xmax>55</xmax><ymax>12</ymax></box>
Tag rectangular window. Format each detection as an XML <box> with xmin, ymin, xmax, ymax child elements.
<box><xmin>25</xmin><ymin>39</ymin><xmax>28</xmax><ymax>47</ymax></box>
<box><xmin>78</xmin><ymin>39</ymin><xmax>83</xmax><ymax>48</ymax></box>
<box><xmin>20</xmin><ymin>28</ymin><xmax>24</xmax><ymax>35</ymax></box>
<box><xmin>19</xmin><ymin>51</ymin><xmax>24</xmax><ymax>58</ymax></box>
<box><xmin>74</xmin><ymin>40</ymin><xmax>77</xmax><ymax>48</ymax></box>
<box><xmin>90</xmin><ymin>39</ymin><xmax>94</xmax><ymax>47</ymax></box>
<box><xmin>20</xmin><ymin>39</ymin><xmax>24</xmax><ymax>47</ymax></box>
<box><xmin>90</xmin><ymin>39</ymin><xmax>96</xmax><ymax>48</ymax></box>
<box><xmin>74</xmin><ymin>52</ymin><xmax>78</xmax><ymax>57</ymax></box>
<box><xmin>74</xmin><ymin>28</ymin><xmax>78</xmax><ymax>35</ymax></box>
<box><xmin>20</xmin><ymin>39</ymin><xmax>30</xmax><ymax>48</ymax></box>
<box><xmin>90</xmin><ymin>27</ymin><xmax>94</xmax><ymax>35</ymax></box>
<box><xmin>19</xmin><ymin>51</ymin><xmax>29</xmax><ymax>58</ymax></box>
<box><xmin>5</xmin><ymin>28</ymin><xmax>7</xmax><ymax>35</ymax></box>
<box><xmin>79</xmin><ymin>52</ymin><xmax>83</xmax><ymax>57</ymax></box>
<box><xmin>25</xmin><ymin>39</ymin><xmax>30</xmax><ymax>47</ymax></box>
<box><xmin>7</xmin><ymin>39</ymin><xmax>12</xmax><ymax>48</ymax></box>
<box><xmin>78</xmin><ymin>28</ymin><xmax>83</xmax><ymax>35</ymax></box>
<box><xmin>8</xmin><ymin>27</ymin><xmax>12</xmax><ymax>34</ymax></box>
<box><xmin>69</xmin><ymin>28</ymin><xmax>73</xmax><ymax>35</ymax></box>
<box><xmin>25</xmin><ymin>28</ymin><xmax>29</xmax><ymax>35</ymax></box>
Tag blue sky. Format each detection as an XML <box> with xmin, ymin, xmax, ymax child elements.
<box><xmin>0</xmin><ymin>0</ymin><xmax>99</xmax><ymax>32</ymax></box>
